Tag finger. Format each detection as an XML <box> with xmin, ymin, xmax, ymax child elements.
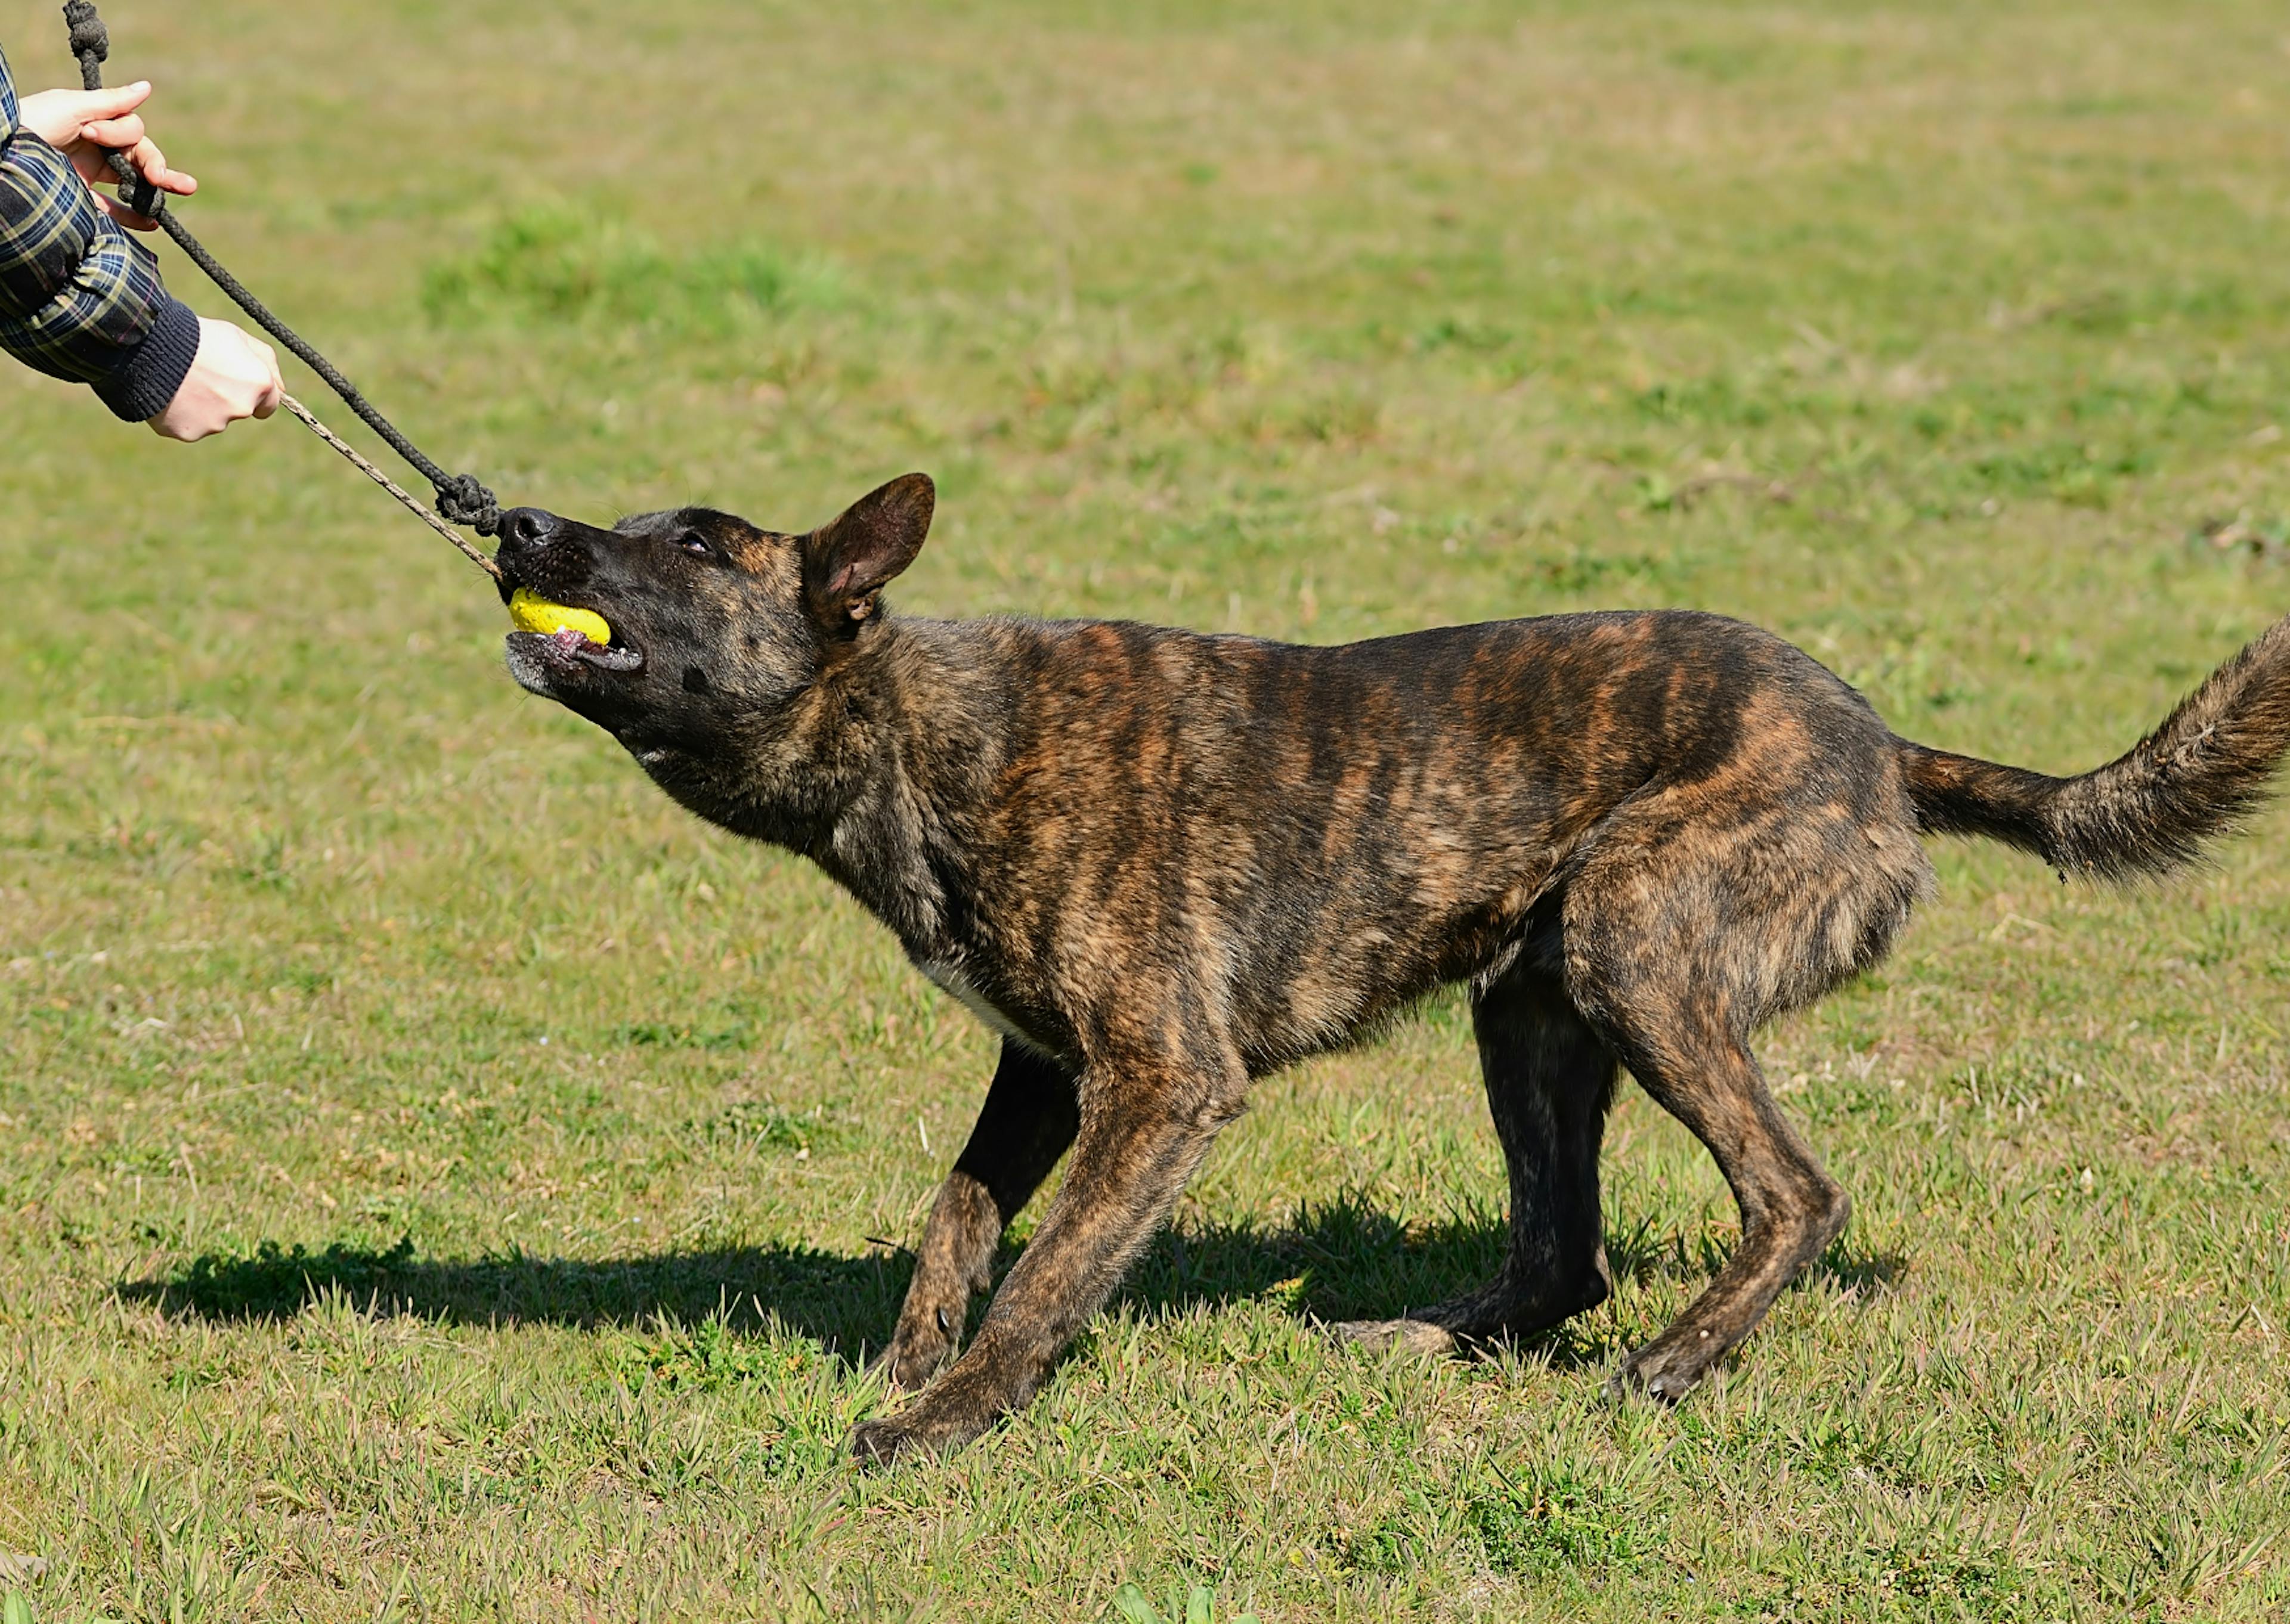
<box><xmin>58</xmin><ymin>80</ymin><xmax>154</xmax><ymax>131</ymax></box>
<box><xmin>94</xmin><ymin>137</ymin><xmax>194</xmax><ymax>215</ymax></box>
<box><xmin>92</xmin><ymin>194</ymin><xmax>159</xmax><ymax>232</ymax></box>
<box><xmin>123</xmin><ymin>136</ymin><xmax>177</xmax><ymax>189</ymax></box>
<box><xmin>125</xmin><ymin>136</ymin><xmax>198</xmax><ymax>197</ymax></box>
<box><xmin>79</xmin><ymin>113</ymin><xmax>147</xmax><ymax>151</ymax></box>
<box><xmin>96</xmin><ymin>80</ymin><xmax>155</xmax><ymax>118</ymax></box>
<box><xmin>87</xmin><ymin>131</ymin><xmax>159</xmax><ymax>184</ymax></box>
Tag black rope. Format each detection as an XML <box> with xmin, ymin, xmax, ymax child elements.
<box><xmin>61</xmin><ymin>1</ymin><xmax>502</xmax><ymax>538</ymax></box>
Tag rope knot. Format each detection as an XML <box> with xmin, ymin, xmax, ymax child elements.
<box><xmin>435</xmin><ymin>473</ymin><xmax>501</xmax><ymax>537</ymax></box>
<box><xmin>62</xmin><ymin>2</ymin><xmax>109</xmax><ymax>63</ymax></box>
<box><xmin>116</xmin><ymin>173</ymin><xmax>163</xmax><ymax>220</ymax></box>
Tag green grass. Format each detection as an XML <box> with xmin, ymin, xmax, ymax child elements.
<box><xmin>4</xmin><ymin>0</ymin><xmax>2289</xmax><ymax>1617</ymax></box>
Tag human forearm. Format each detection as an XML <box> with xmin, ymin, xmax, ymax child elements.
<box><xmin>0</xmin><ymin>45</ymin><xmax>199</xmax><ymax>417</ymax></box>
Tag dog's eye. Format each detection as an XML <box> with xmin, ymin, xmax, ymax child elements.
<box><xmin>678</xmin><ymin>532</ymin><xmax>711</xmax><ymax>557</ymax></box>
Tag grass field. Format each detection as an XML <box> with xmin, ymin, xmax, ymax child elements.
<box><xmin>5</xmin><ymin>1</ymin><xmax>2289</xmax><ymax>1617</ymax></box>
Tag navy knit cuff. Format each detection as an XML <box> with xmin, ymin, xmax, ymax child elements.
<box><xmin>92</xmin><ymin>294</ymin><xmax>201</xmax><ymax>422</ymax></box>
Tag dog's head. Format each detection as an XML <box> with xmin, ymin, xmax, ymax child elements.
<box><xmin>492</xmin><ymin>473</ymin><xmax>935</xmax><ymax>763</ymax></box>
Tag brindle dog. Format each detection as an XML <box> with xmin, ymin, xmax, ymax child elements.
<box><xmin>494</xmin><ymin>473</ymin><xmax>2290</xmax><ymax>1465</ymax></box>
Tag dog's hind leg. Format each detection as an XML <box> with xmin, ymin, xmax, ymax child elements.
<box><xmin>1583</xmin><ymin>988</ymin><xmax>1847</xmax><ymax>1401</ymax></box>
<box><xmin>876</xmin><ymin>1039</ymin><xmax>1079</xmax><ymax>1390</ymax></box>
<box><xmin>850</xmin><ymin>1037</ymin><xmax>1245</xmax><ymax>1465</ymax></box>
<box><xmin>1333</xmin><ymin>963</ymin><xmax>1616</xmax><ymax>1355</ymax></box>
<box><xmin>1562</xmin><ymin>814</ymin><xmax>1878</xmax><ymax>1401</ymax></box>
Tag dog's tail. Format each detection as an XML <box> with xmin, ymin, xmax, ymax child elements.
<box><xmin>1895</xmin><ymin>614</ymin><xmax>2290</xmax><ymax>879</ymax></box>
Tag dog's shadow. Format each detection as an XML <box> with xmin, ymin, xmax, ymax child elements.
<box><xmin>117</xmin><ymin>1198</ymin><xmax>1899</xmax><ymax>1373</ymax></box>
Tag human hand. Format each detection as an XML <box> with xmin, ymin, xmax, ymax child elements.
<box><xmin>147</xmin><ymin>318</ymin><xmax>283</xmax><ymax>441</ymax></box>
<box><xmin>16</xmin><ymin>80</ymin><xmax>197</xmax><ymax>229</ymax></box>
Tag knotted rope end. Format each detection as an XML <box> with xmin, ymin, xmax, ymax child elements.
<box><xmin>61</xmin><ymin>1</ymin><xmax>108</xmax><ymax>64</ymax></box>
<box><xmin>435</xmin><ymin>474</ymin><xmax>502</xmax><ymax>538</ymax></box>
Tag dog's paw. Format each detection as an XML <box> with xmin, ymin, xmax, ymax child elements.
<box><xmin>848</xmin><ymin>1402</ymin><xmax>985</xmax><ymax>1469</ymax></box>
<box><xmin>1607</xmin><ymin>1341</ymin><xmax>1707</xmax><ymax>1406</ymax></box>
<box><xmin>848</xmin><ymin>1417</ymin><xmax>922</xmax><ymax>1470</ymax></box>
<box><xmin>1325</xmin><ymin>1317</ymin><xmax>1458</xmax><ymax>1357</ymax></box>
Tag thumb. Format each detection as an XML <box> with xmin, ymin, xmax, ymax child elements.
<box><xmin>55</xmin><ymin>80</ymin><xmax>154</xmax><ymax>131</ymax></box>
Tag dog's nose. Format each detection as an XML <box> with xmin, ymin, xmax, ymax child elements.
<box><xmin>498</xmin><ymin>507</ymin><xmax>557</xmax><ymax>550</ymax></box>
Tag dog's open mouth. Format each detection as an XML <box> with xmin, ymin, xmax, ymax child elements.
<box><xmin>503</xmin><ymin>587</ymin><xmax>643</xmax><ymax>676</ymax></box>
<box><xmin>515</xmin><ymin>625</ymin><xmax>644</xmax><ymax>674</ymax></box>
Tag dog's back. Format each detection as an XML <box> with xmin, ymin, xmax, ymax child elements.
<box><xmin>913</xmin><ymin>608</ymin><xmax>1921</xmax><ymax>1070</ymax></box>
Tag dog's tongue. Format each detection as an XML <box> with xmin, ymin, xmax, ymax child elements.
<box><xmin>509</xmin><ymin>587</ymin><xmax>611</xmax><ymax>648</ymax></box>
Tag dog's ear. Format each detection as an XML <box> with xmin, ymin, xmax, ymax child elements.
<box><xmin>803</xmin><ymin>473</ymin><xmax>934</xmax><ymax>634</ymax></box>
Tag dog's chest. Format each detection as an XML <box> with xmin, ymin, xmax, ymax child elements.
<box><xmin>916</xmin><ymin>957</ymin><xmax>1059</xmax><ymax>1057</ymax></box>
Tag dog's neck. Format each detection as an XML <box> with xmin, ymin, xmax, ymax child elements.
<box><xmin>636</xmin><ymin>611</ymin><xmax>1009</xmax><ymax>956</ymax></box>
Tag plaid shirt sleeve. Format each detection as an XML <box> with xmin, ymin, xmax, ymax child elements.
<box><xmin>0</xmin><ymin>43</ymin><xmax>201</xmax><ymax>420</ymax></box>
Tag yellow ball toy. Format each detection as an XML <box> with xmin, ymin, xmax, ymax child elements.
<box><xmin>509</xmin><ymin>587</ymin><xmax>611</xmax><ymax>647</ymax></box>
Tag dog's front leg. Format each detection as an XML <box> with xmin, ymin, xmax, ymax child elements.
<box><xmin>850</xmin><ymin>1043</ymin><xmax>1244</xmax><ymax>1466</ymax></box>
<box><xmin>876</xmin><ymin>1040</ymin><xmax>1079</xmax><ymax>1390</ymax></box>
